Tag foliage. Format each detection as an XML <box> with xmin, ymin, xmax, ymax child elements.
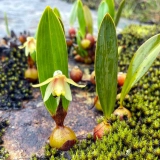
<box><xmin>95</xmin><ymin>14</ymin><xmax>118</xmax><ymax>118</ymax></box>
<box><xmin>120</xmin><ymin>33</ymin><xmax>160</xmax><ymax>105</ymax></box>
<box><xmin>4</xmin><ymin>12</ymin><xmax>10</xmax><ymax>37</ymax></box>
<box><xmin>66</xmin><ymin>0</ymin><xmax>160</xmax><ymax>23</ymax></box>
<box><xmin>97</xmin><ymin>0</ymin><xmax>125</xmax><ymax>28</ymax></box>
<box><xmin>69</xmin><ymin>0</ymin><xmax>93</xmax><ymax>37</ymax></box>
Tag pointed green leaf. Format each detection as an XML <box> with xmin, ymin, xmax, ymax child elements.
<box><xmin>53</xmin><ymin>7</ymin><xmax>61</xmax><ymax>19</ymax></box>
<box><xmin>69</xmin><ymin>0</ymin><xmax>78</xmax><ymax>26</ymax></box>
<box><xmin>120</xmin><ymin>34</ymin><xmax>160</xmax><ymax>105</ymax></box>
<box><xmin>114</xmin><ymin>0</ymin><xmax>125</xmax><ymax>26</ymax></box>
<box><xmin>53</xmin><ymin>7</ymin><xmax>65</xmax><ymax>33</ymax></box>
<box><xmin>97</xmin><ymin>1</ymin><xmax>109</xmax><ymax>29</ymax></box>
<box><xmin>95</xmin><ymin>14</ymin><xmax>118</xmax><ymax>118</ymax></box>
<box><xmin>83</xmin><ymin>5</ymin><xmax>93</xmax><ymax>34</ymax></box>
<box><xmin>4</xmin><ymin>12</ymin><xmax>10</xmax><ymax>37</ymax></box>
<box><xmin>36</xmin><ymin>6</ymin><xmax>69</xmax><ymax>115</ymax></box>
<box><xmin>77</xmin><ymin>0</ymin><xmax>86</xmax><ymax>37</ymax></box>
<box><xmin>105</xmin><ymin>0</ymin><xmax>115</xmax><ymax>19</ymax></box>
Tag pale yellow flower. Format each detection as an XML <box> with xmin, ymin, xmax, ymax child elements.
<box><xmin>32</xmin><ymin>70</ymin><xmax>86</xmax><ymax>102</ymax></box>
<box><xmin>19</xmin><ymin>37</ymin><xmax>36</xmax><ymax>56</ymax></box>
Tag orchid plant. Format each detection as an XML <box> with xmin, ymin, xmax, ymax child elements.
<box><xmin>18</xmin><ymin>36</ymin><xmax>38</xmax><ymax>82</ymax></box>
<box><xmin>34</xmin><ymin>6</ymin><xmax>85</xmax><ymax>150</ymax></box>
<box><xmin>93</xmin><ymin>13</ymin><xmax>160</xmax><ymax>139</ymax></box>
<box><xmin>19</xmin><ymin>37</ymin><xmax>36</xmax><ymax>57</ymax></box>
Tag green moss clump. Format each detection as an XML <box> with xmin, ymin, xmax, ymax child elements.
<box><xmin>0</xmin><ymin>36</ymin><xmax>33</xmax><ymax>110</ymax></box>
<box><xmin>0</xmin><ymin>120</ymin><xmax>9</xmax><ymax>159</ymax></box>
<box><xmin>31</xmin><ymin>25</ymin><xmax>160</xmax><ymax>160</ymax></box>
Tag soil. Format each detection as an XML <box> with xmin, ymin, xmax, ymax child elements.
<box><xmin>0</xmin><ymin>57</ymin><xmax>100</xmax><ymax>159</ymax></box>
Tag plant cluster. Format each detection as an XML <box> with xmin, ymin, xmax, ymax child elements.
<box><xmin>30</xmin><ymin>24</ymin><xmax>160</xmax><ymax>159</ymax></box>
<box><xmin>68</xmin><ymin>0</ymin><xmax>124</xmax><ymax>63</ymax></box>
<box><xmin>0</xmin><ymin>120</ymin><xmax>9</xmax><ymax>159</ymax></box>
<box><xmin>0</xmin><ymin>34</ymin><xmax>33</xmax><ymax>110</ymax></box>
<box><xmin>64</xmin><ymin>0</ymin><xmax>160</xmax><ymax>24</ymax></box>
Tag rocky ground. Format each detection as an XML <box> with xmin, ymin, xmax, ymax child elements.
<box><xmin>0</xmin><ymin>56</ymin><xmax>101</xmax><ymax>159</ymax></box>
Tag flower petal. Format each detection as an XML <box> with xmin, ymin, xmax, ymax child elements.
<box><xmin>65</xmin><ymin>78</ymin><xmax>86</xmax><ymax>88</ymax></box>
<box><xmin>18</xmin><ymin>42</ymin><xmax>27</xmax><ymax>49</ymax></box>
<box><xmin>32</xmin><ymin>77</ymin><xmax>54</xmax><ymax>87</ymax></box>
<box><xmin>44</xmin><ymin>81</ymin><xmax>54</xmax><ymax>102</ymax></box>
<box><xmin>27</xmin><ymin>37</ymin><xmax>34</xmax><ymax>41</ymax></box>
<box><xmin>64</xmin><ymin>82</ymin><xmax>72</xmax><ymax>101</ymax></box>
<box><xmin>25</xmin><ymin>46</ymin><xmax>29</xmax><ymax>56</ymax></box>
<box><xmin>53</xmin><ymin>78</ymin><xmax>65</xmax><ymax>96</ymax></box>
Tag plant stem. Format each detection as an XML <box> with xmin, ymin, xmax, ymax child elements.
<box><xmin>52</xmin><ymin>99</ymin><xmax>67</xmax><ymax>126</ymax></box>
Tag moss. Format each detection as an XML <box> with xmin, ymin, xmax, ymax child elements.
<box><xmin>0</xmin><ymin>33</ymin><xmax>33</xmax><ymax>110</ymax></box>
<box><xmin>0</xmin><ymin>120</ymin><xmax>9</xmax><ymax>159</ymax></box>
<box><xmin>32</xmin><ymin>25</ymin><xmax>160</xmax><ymax>159</ymax></box>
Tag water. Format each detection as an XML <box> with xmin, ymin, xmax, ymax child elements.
<box><xmin>0</xmin><ymin>0</ymin><xmax>141</xmax><ymax>37</ymax></box>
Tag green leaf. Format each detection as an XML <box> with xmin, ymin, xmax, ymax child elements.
<box><xmin>77</xmin><ymin>0</ymin><xmax>86</xmax><ymax>38</ymax></box>
<box><xmin>83</xmin><ymin>5</ymin><xmax>93</xmax><ymax>34</ymax></box>
<box><xmin>69</xmin><ymin>0</ymin><xmax>78</xmax><ymax>26</ymax></box>
<box><xmin>36</xmin><ymin>6</ymin><xmax>69</xmax><ymax>115</ymax></box>
<box><xmin>4</xmin><ymin>12</ymin><xmax>10</xmax><ymax>37</ymax></box>
<box><xmin>105</xmin><ymin>0</ymin><xmax>115</xmax><ymax>19</ymax></box>
<box><xmin>97</xmin><ymin>0</ymin><xmax>109</xmax><ymax>29</ymax></box>
<box><xmin>53</xmin><ymin>7</ymin><xmax>65</xmax><ymax>33</ymax></box>
<box><xmin>53</xmin><ymin>7</ymin><xmax>61</xmax><ymax>19</ymax></box>
<box><xmin>114</xmin><ymin>0</ymin><xmax>125</xmax><ymax>26</ymax></box>
<box><xmin>120</xmin><ymin>34</ymin><xmax>160</xmax><ymax>105</ymax></box>
<box><xmin>95</xmin><ymin>14</ymin><xmax>118</xmax><ymax>118</ymax></box>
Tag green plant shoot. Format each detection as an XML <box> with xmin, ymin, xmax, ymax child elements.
<box><xmin>83</xmin><ymin>5</ymin><xmax>93</xmax><ymax>34</ymax></box>
<box><xmin>53</xmin><ymin>7</ymin><xmax>61</xmax><ymax>19</ymax></box>
<box><xmin>69</xmin><ymin>0</ymin><xmax>93</xmax><ymax>37</ymax></box>
<box><xmin>120</xmin><ymin>34</ymin><xmax>160</xmax><ymax>106</ymax></box>
<box><xmin>4</xmin><ymin>12</ymin><xmax>10</xmax><ymax>37</ymax></box>
<box><xmin>77</xmin><ymin>0</ymin><xmax>86</xmax><ymax>37</ymax></box>
<box><xmin>98</xmin><ymin>0</ymin><xmax>125</xmax><ymax>28</ymax></box>
<box><xmin>95</xmin><ymin>14</ymin><xmax>118</xmax><ymax>118</ymax></box>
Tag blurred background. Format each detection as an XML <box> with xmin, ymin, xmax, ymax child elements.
<box><xmin>0</xmin><ymin>0</ymin><xmax>159</xmax><ymax>37</ymax></box>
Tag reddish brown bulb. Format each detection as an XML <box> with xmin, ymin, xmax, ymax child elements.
<box><xmin>74</xmin><ymin>55</ymin><xmax>84</xmax><ymax>63</ymax></box>
<box><xmin>68</xmin><ymin>27</ymin><xmax>76</xmax><ymax>38</ymax></box>
<box><xmin>70</xmin><ymin>66</ymin><xmax>83</xmax><ymax>83</ymax></box>
<box><xmin>93</xmin><ymin>121</ymin><xmax>111</xmax><ymax>140</ymax></box>
<box><xmin>86</xmin><ymin>33</ymin><xmax>95</xmax><ymax>47</ymax></box>
<box><xmin>90</xmin><ymin>71</ymin><xmax>96</xmax><ymax>85</ymax></box>
<box><xmin>117</xmin><ymin>72</ymin><xmax>126</xmax><ymax>86</ymax></box>
<box><xmin>18</xmin><ymin>33</ymin><xmax>26</xmax><ymax>44</ymax></box>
